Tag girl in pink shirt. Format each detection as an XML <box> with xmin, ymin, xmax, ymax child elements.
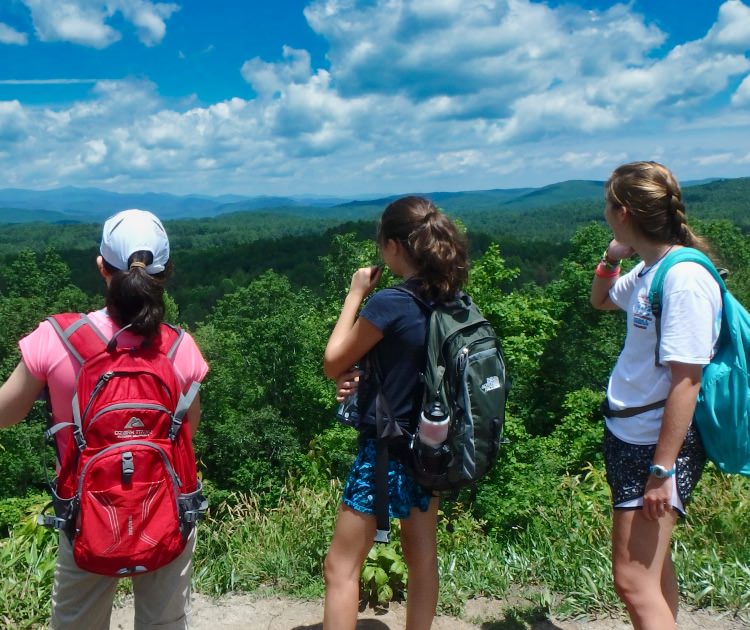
<box><xmin>0</xmin><ymin>209</ymin><xmax>207</xmax><ymax>630</ymax></box>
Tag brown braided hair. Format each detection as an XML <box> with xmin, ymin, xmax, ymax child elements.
<box><xmin>605</xmin><ymin>161</ymin><xmax>710</xmax><ymax>253</ymax></box>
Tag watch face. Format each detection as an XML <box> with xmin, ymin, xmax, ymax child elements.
<box><xmin>650</xmin><ymin>465</ymin><xmax>673</xmax><ymax>478</ymax></box>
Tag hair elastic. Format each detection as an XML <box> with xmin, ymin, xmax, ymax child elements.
<box><xmin>129</xmin><ymin>261</ymin><xmax>147</xmax><ymax>270</ymax></box>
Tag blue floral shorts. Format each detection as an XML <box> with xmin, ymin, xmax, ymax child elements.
<box><xmin>342</xmin><ymin>439</ymin><xmax>431</xmax><ymax>519</ymax></box>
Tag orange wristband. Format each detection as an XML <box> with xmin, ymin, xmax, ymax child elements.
<box><xmin>595</xmin><ymin>261</ymin><xmax>621</xmax><ymax>278</ymax></box>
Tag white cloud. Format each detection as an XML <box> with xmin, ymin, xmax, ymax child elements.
<box><xmin>21</xmin><ymin>0</ymin><xmax>178</xmax><ymax>48</ymax></box>
<box><xmin>694</xmin><ymin>153</ymin><xmax>736</xmax><ymax>166</ymax></box>
<box><xmin>241</xmin><ymin>47</ymin><xmax>314</xmax><ymax>98</ymax></box>
<box><xmin>705</xmin><ymin>0</ymin><xmax>750</xmax><ymax>51</ymax></box>
<box><xmin>0</xmin><ymin>22</ymin><xmax>28</xmax><ymax>45</ymax></box>
<box><xmin>2</xmin><ymin>0</ymin><xmax>750</xmax><ymax>195</ymax></box>
<box><xmin>0</xmin><ymin>78</ymin><xmax>101</xmax><ymax>85</ymax></box>
<box><xmin>732</xmin><ymin>75</ymin><xmax>750</xmax><ymax>107</ymax></box>
<box><xmin>0</xmin><ymin>101</ymin><xmax>29</xmax><ymax>141</ymax></box>
<box><xmin>118</xmin><ymin>0</ymin><xmax>179</xmax><ymax>46</ymax></box>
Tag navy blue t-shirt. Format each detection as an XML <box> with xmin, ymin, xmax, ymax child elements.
<box><xmin>357</xmin><ymin>283</ymin><xmax>428</xmax><ymax>428</ymax></box>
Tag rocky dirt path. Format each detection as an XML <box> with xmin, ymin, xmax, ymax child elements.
<box><xmin>111</xmin><ymin>593</ymin><xmax>749</xmax><ymax>629</ymax></box>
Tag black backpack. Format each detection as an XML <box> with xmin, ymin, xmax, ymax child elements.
<box><xmin>372</xmin><ymin>288</ymin><xmax>509</xmax><ymax>543</ymax></box>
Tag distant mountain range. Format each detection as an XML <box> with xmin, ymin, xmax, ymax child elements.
<box><xmin>0</xmin><ymin>177</ymin><xmax>731</xmax><ymax>224</ymax></box>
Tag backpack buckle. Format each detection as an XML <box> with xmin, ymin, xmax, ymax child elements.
<box><xmin>168</xmin><ymin>417</ymin><xmax>183</xmax><ymax>441</ymax></box>
<box><xmin>121</xmin><ymin>451</ymin><xmax>134</xmax><ymax>484</ymax></box>
<box><xmin>37</xmin><ymin>513</ymin><xmax>68</xmax><ymax>530</ymax></box>
<box><xmin>73</xmin><ymin>427</ymin><xmax>87</xmax><ymax>451</ymax></box>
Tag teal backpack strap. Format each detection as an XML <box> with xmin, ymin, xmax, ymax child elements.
<box><xmin>649</xmin><ymin>247</ymin><xmax>726</xmax><ymax>366</ymax></box>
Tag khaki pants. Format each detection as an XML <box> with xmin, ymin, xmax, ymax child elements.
<box><xmin>50</xmin><ymin>528</ymin><xmax>197</xmax><ymax>630</ymax></box>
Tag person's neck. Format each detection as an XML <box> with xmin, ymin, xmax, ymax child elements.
<box><xmin>637</xmin><ymin>242</ymin><xmax>678</xmax><ymax>266</ymax></box>
<box><xmin>400</xmin><ymin>263</ymin><xmax>419</xmax><ymax>281</ymax></box>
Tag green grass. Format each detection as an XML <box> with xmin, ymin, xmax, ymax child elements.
<box><xmin>1</xmin><ymin>466</ymin><xmax>749</xmax><ymax>628</ymax></box>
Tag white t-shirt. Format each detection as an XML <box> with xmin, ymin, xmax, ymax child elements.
<box><xmin>606</xmin><ymin>258</ymin><xmax>722</xmax><ymax>444</ymax></box>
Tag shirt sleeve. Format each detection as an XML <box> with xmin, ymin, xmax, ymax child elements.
<box><xmin>172</xmin><ymin>332</ymin><xmax>209</xmax><ymax>387</ymax></box>
<box><xmin>18</xmin><ymin>320</ymin><xmax>59</xmax><ymax>380</ymax></box>
<box><xmin>359</xmin><ymin>288</ymin><xmax>411</xmax><ymax>335</ymax></box>
<box><xmin>659</xmin><ymin>263</ymin><xmax>722</xmax><ymax>365</ymax></box>
<box><xmin>608</xmin><ymin>263</ymin><xmax>643</xmax><ymax>310</ymax></box>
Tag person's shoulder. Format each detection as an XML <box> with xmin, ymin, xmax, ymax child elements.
<box><xmin>367</xmin><ymin>285</ymin><xmax>413</xmax><ymax>305</ymax></box>
<box><xmin>664</xmin><ymin>260</ymin><xmax>721</xmax><ymax>301</ymax></box>
<box><xmin>170</xmin><ymin>326</ymin><xmax>206</xmax><ymax>356</ymax></box>
<box><xmin>665</xmin><ymin>260</ymin><xmax>717</xmax><ymax>287</ymax></box>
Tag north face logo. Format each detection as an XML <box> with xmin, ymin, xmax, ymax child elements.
<box><xmin>480</xmin><ymin>376</ymin><xmax>502</xmax><ymax>393</ymax></box>
<box><xmin>125</xmin><ymin>417</ymin><xmax>145</xmax><ymax>429</ymax></box>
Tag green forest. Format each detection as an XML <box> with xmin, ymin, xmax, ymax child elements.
<box><xmin>1</xmin><ymin>178</ymin><xmax>750</xmax><ymax>627</ymax></box>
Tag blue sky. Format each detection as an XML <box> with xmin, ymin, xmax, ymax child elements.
<box><xmin>0</xmin><ymin>0</ymin><xmax>748</xmax><ymax>197</ymax></box>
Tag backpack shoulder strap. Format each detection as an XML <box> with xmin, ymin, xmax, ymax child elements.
<box><xmin>650</xmin><ymin>248</ymin><xmax>726</xmax><ymax>316</ymax></box>
<box><xmin>391</xmin><ymin>284</ymin><xmax>433</xmax><ymax>313</ymax></box>
<box><xmin>649</xmin><ymin>247</ymin><xmax>725</xmax><ymax>366</ymax></box>
<box><xmin>46</xmin><ymin>313</ymin><xmax>109</xmax><ymax>365</ymax></box>
<box><xmin>154</xmin><ymin>322</ymin><xmax>185</xmax><ymax>361</ymax></box>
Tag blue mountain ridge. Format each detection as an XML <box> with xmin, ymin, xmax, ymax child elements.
<box><xmin>0</xmin><ymin>177</ymin><xmax>729</xmax><ymax>224</ymax></box>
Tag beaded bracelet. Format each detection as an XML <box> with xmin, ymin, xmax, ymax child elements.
<box><xmin>600</xmin><ymin>249</ymin><xmax>622</xmax><ymax>271</ymax></box>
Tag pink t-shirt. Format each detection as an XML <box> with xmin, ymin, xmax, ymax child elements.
<box><xmin>19</xmin><ymin>309</ymin><xmax>209</xmax><ymax>426</ymax></box>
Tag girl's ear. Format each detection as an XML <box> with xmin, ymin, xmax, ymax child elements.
<box><xmin>383</xmin><ymin>238</ymin><xmax>399</xmax><ymax>256</ymax></box>
<box><xmin>96</xmin><ymin>256</ymin><xmax>111</xmax><ymax>280</ymax></box>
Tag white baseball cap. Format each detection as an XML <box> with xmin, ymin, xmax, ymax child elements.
<box><xmin>99</xmin><ymin>209</ymin><xmax>170</xmax><ymax>274</ymax></box>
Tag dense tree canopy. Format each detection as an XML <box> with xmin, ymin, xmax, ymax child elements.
<box><xmin>0</xmin><ymin>187</ymin><xmax>748</xmax><ymax>531</ymax></box>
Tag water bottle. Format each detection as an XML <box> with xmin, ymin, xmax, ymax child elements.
<box><xmin>415</xmin><ymin>401</ymin><xmax>450</xmax><ymax>475</ymax></box>
<box><xmin>336</xmin><ymin>392</ymin><xmax>360</xmax><ymax>428</ymax></box>
<box><xmin>418</xmin><ymin>400</ymin><xmax>450</xmax><ymax>447</ymax></box>
<box><xmin>335</xmin><ymin>365</ymin><xmax>362</xmax><ymax>428</ymax></box>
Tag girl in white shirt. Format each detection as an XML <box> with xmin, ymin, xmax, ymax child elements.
<box><xmin>590</xmin><ymin>162</ymin><xmax>721</xmax><ymax>630</ymax></box>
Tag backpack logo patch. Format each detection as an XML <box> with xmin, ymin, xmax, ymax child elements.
<box><xmin>115</xmin><ymin>416</ymin><xmax>150</xmax><ymax>439</ymax></box>
<box><xmin>480</xmin><ymin>375</ymin><xmax>502</xmax><ymax>393</ymax></box>
<box><xmin>125</xmin><ymin>416</ymin><xmax>145</xmax><ymax>429</ymax></box>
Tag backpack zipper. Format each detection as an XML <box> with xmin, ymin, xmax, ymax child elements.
<box><xmin>81</xmin><ymin>370</ymin><xmax>174</xmax><ymax>424</ymax></box>
<box><xmin>87</xmin><ymin>403</ymin><xmax>172</xmax><ymax>428</ymax></box>
<box><xmin>76</xmin><ymin>440</ymin><xmax>182</xmax><ymax>497</ymax></box>
<box><xmin>80</xmin><ymin>371</ymin><xmax>115</xmax><ymax>424</ymax></box>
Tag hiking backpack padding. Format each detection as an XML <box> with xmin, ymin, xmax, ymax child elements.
<box><xmin>650</xmin><ymin>248</ymin><xmax>750</xmax><ymax>476</ymax></box>
<box><xmin>39</xmin><ymin>313</ymin><xmax>206</xmax><ymax>576</ymax></box>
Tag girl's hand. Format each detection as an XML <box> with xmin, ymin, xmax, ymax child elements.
<box><xmin>349</xmin><ymin>265</ymin><xmax>382</xmax><ymax>299</ymax></box>
<box><xmin>642</xmin><ymin>476</ymin><xmax>672</xmax><ymax>521</ymax></box>
<box><xmin>335</xmin><ymin>368</ymin><xmax>362</xmax><ymax>403</ymax></box>
<box><xmin>606</xmin><ymin>239</ymin><xmax>635</xmax><ymax>262</ymax></box>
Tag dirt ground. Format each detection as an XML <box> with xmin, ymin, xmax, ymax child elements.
<box><xmin>110</xmin><ymin>593</ymin><xmax>750</xmax><ymax>629</ymax></box>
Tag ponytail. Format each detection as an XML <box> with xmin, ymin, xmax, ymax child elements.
<box><xmin>378</xmin><ymin>196</ymin><xmax>468</xmax><ymax>302</ymax></box>
<box><xmin>103</xmin><ymin>250</ymin><xmax>171</xmax><ymax>338</ymax></box>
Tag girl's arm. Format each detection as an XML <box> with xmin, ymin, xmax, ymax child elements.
<box><xmin>642</xmin><ymin>361</ymin><xmax>703</xmax><ymax>521</ymax></box>
<box><xmin>186</xmin><ymin>393</ymin><xmax>201</xmax><ymax>436</ymax></box>
<box><xmin>591</xmin><ymin>240</ymin><xmax>633</xmax><ymax>311</ymax></box>
<box><xmin>0</xmin><ymin>361</ymin><xmax>46</xmax><ymax>428</ymax></box>
<box><xmin>324</xmin><ymin>266</ymin><xmax>384</xmax><ymax>380</ymax></box>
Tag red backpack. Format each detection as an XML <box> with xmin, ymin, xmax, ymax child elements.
<box><xmin>38</xmin><ymin>313</ymin><xmax>206</xmax><ymax>577</ymax></box>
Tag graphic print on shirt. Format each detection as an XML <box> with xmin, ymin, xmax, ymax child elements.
<box><xmin>633</xmin><ymin>291</ymin><xmax>653</xmax><ymax>330</ymax></box>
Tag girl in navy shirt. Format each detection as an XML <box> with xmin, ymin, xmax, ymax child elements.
<box><xmin>323</xmin><ymin>196</ymin><xmax>468</xmax><ymax>630</ymax></box>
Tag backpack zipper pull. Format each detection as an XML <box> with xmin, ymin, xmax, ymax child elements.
<box><xmin>456</xmin><ymin>347</ymin><xmax>469</xmax><ymax>373</ymax></box>
<box><xmin>81</xmin><ymin>371</ymin><xmax>117</xmax><ymax>424</ymax></box>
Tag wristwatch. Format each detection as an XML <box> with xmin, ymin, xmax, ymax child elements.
<box><xmin>649</xmin><ymin>464</ymin><xmax>676</xmax><ymax>479</ymax></box>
